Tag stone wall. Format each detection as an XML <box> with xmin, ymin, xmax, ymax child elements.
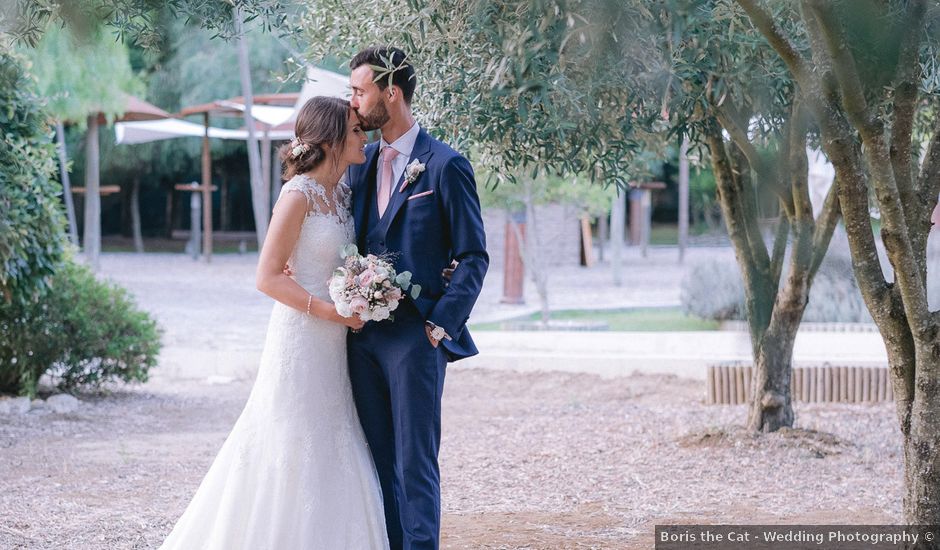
<box><xmin>482</xmin><ymin>203</ymin><xmax>583</xmax><ymax>269</ymax></box>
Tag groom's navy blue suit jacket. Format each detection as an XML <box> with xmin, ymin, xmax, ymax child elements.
<box><xmin>347</xmin><ymin>128</ymin><xmax>488</xmax><ymax>360</ymax></box>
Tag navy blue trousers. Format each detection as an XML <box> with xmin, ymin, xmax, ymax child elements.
<box><xmin>348</xmin><ymin>303</ymin><xmax>447</xmax><ymax>550</ymax></box>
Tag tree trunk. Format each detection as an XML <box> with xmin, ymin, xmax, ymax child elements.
<box><xmin>83</xmin><ymin>115</ymin><xmax>101</xmax><ymax>271</ymax></box>
<box><xmin>904</xmin><ymin>348</ymin><xmax>940</xmax><ymax>523</ymax></box>
<box><xmin>678</xmin><ymin>137</ymin><xmax>690</xmax><ymax>263</ymax></box>
<box><xmin>703</xmin><ymin>110</ymin><xmax>840</xmax><ymax>432</ymax></box>
<box><xmin>235</xmin><ymin>9</ymin><xmax>269</xmax><ymax>249</ymax></box>
<box><xmin>524</xmin><ymin>185</ymin><xmax>550</xmax><ymax>325</ymax></box>
<box><xmin>55</xmin><ymin>120</ymin><xmax>79</xmax><ymax>246</ymax></box>
<box><xmin>610</xmin><ymin>187</ymin><xmax>626</xmax><ymax>285</ymax></box>
<box><xmin>747</xmin><ymin>298</ymin><xmax>804</xmax><ymax>431</ymax></box>
<box><xmin>130</xmin><ymin>175</ymin><xmax>144</xmax><ymax>253</ymax></box>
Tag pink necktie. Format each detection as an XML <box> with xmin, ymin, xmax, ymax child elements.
<box><xmin>378</xmin><ymin>146</ymin><xmax>399</xmax><ymax>217</ymax></box>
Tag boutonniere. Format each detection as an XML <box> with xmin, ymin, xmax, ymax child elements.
<box><xmin>399</xmin><ymin>159</ymin><xmax>426</xmax><ymax>192</ymax></box>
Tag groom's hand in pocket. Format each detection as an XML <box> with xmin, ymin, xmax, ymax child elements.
<box><xmin>425</xmin><ymin>325</ymin><xmax>440</xmax><ymax>348</ymax></box>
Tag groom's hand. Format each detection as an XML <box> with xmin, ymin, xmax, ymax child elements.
<box><xmin>441</xmin><ymin>260</ymin><xmax>459</xmax><ymax>286</ymax></box>
<box><xmin>425</xmin><ymin>324</ymin><xmax>440</xmax><ymax>348</ymax></box>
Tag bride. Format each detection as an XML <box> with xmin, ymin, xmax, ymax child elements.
<box><xmin>160</xmin><ymin>96</ymin><xmax>388</xmax><ymax>549</ymax></box>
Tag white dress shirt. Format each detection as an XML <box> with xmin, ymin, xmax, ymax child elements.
<box><xmin>378</xmin><ymin>122</ymin><xmax>420</xmax><ymax>196</ymax></box>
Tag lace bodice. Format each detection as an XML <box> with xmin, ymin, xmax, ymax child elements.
<box><xmin>278</xmin><ymin>174</ymin><xmax>355</xmax><ymax>299</ymax></box>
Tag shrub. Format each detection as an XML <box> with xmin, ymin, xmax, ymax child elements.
<box><xmin>680</xmin><ymin>257</ymin><xmax>745</xmax><ymax>321</ymax></box>
<box><xmin>681</xmin><ymin>242</ymin><xmax>873</xmax><ymax>324</ymax></box>
<box><xmin>0</xmin><ymin>260</ymin><xmax>161</xmax><ymax>396</ymax></box>
<box><xmin>802</xmin><ymin>252</ymin><xmax>873</xmax><ymax>323</ymax></box>
<box><xmin>0</xmin><ymin>44</ymin><xmax>68</xmax><ymax>306</ymax></box>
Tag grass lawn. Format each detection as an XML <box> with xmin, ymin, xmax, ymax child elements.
<box><xmin>471</xmin><ymin>306</ymin><xmax>720</xmax><ymax>332</ymax></box>
<box><xmin>101</xmin><ymin>236</ymin><xmax>259</xmax><ymax>254</ymax></box>
<box><xmin>648</xmin><ymin>223</ymin><xmax>724</xmax><ymax>246</ymax></box>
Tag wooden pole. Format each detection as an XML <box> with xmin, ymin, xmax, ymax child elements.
<box><xmin>502</xmin><ymin>210</ymin><xmax>526</xmax><ymax>304</ymax></box>
<box><xmin>235</xmin><ymin>8</ymin><xmax>269</xmax><ymax>249</ymax></box>
<box><xmin>202</xmin><ymin>112</ymin><xmax>213</xmax><ymax>262</ymax></box>
<box><xmin>273</xmin><ymin>146</ymin><xmax>283</xmax><ymax>192</ymax></box>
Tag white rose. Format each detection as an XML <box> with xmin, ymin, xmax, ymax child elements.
<box><xmin>372</xmin><ymin>307</ymin><xmax>390</xmax><ymax>322</ymax></box>
<box><xmin>388</xmin><ymin>299</ymin><xmax>399</xmax><ymax>312</ymax></box>
<box><xmin>335</xmin><ymin>302</ymin><xmax>352</xmax><ymax>318</ymax></box>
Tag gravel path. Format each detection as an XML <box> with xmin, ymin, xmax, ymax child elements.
<box><xmin>0</xmin><ymin>370</ymin><xmax>901</xmax><ymax>549</ymax></box>
<box><xmin>0</xmin><ymin>252</ymin><xmax>904</xmax><ymax>549</ymax></box>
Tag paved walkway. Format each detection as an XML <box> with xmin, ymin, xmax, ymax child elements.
<box><xmin>96</xmin><ymin>245</ymin><xmax>890</xmax><ymax>382</ymax></box>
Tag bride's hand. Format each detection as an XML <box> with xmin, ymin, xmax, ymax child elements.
<box><xmin>334</xmin><ymin>311</ymin><xmax>366</xmax><ymax>331</ymax></box>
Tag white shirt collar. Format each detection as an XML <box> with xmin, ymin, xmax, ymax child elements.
<box><xmin>380</xmin><ymin>122</ymin><xmax>420</xmax><ymax>157</ymax></box>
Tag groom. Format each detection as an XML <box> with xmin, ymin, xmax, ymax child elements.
<box><xmin>345</xmin><ymin>46</ymin><xmax>488</xmax><ymax>550</ymax></box>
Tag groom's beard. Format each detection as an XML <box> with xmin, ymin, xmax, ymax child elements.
<box><xmin>356</xmin><ymin>101</ymin><xmax>390</xmax><ymax>132</ymax></box>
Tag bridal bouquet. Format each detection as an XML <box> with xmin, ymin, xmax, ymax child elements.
<box><xmin>329</xmin><ymin>244</ymin><xmax>421</xmax><ymax>322</ymax></box>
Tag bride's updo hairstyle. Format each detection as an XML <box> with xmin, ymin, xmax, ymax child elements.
<box><xmin>279</xmin><ymin>96</ymin><xmax>351</xmax><ymax>180</ymax></box>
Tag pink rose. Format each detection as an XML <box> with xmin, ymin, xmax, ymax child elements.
<box><xmin>388</xmin><ymin>287</ymin><xmax>403</xmax><ymax>301</ymax></box>
<box><xmin>350</xmin><ymin>296</ymin><xmax>369</xmax><ymax>315</ymax></box>
<box><xmin>358</xmin><ymin>270</ymin><xmax>375</xmax><ymax>287</ymax></box>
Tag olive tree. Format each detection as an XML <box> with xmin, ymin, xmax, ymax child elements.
<box><xmin>733</xmin><ymin>0</ymin><xmax>940</xmax><ymax>523</ymax></box>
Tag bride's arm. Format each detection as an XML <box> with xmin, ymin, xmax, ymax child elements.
<box><xmin>255</xmin><ymin>192</ymin><xmax>364</xmax><ymax>330</ymax></box>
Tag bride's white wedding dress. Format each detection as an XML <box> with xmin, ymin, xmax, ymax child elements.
<box><xmin>160</xmin><ymin>175</ymin><xmax>388</xmax><ymax>550</ymax></box>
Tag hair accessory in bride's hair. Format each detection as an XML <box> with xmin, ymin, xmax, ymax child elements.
<box><xmin>290</xmin><ymin>138</ymin><xmax>310</xmax><ymax>159</ymax></box>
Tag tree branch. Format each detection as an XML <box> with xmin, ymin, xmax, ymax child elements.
<box><xmin>704</xmin><ymin>118</ymin><xmax>771</xmax><ymax>274</ymax></box>
<box><xmin>736</xmin><ymin>0</ymin><xmax>810</xmax><ymax>85</ymax></box>
<box><xmin>807</xmin><ymin>1</ymin><xmax>930</xmax><ymax>333</ymax></box>
<box><xmin>711</xmin><ymin>102</ymin><xmax>793</xmax><ymax>216</ymax></box>
<box><xmin>730</xmin><ymin>144</ymin><xmax>773</xmax><ymax>270</ymax></box>
<box><xmin>815</xmin><ymin>107</ymin><xmax>892</xmax><ymax>321</ymax></box>
<box><xmin>918</xmin><ymin>122</ymin><xmax>940</xmax><ymax>228</ymax></box>
<box><xmin>705</xmin><ymin>118</ymin><xmax>776</xmax><ymax>352</ymax></box>
<box><xmin>809</xmin><ymin>182</ymin><xmax>840</xmax><ymax>279</ymax></box>
<box><xmin>889</xmin><ymin>0</ymin><xmax>926</xmax><ymax>224</ymax></box>
<box><xmin>805</xmin><ymin>0</ymin><xmax>878</xmax><ymax>138</ymax></box>
<box><xmin>770</xmin><ymin>215</ymin><xmax>789</xmax><ymax>289</ymax></box>
<box><xmin>786</xmin><ymin>98</ymin><xmax>812</xmax><ymax>230</ymax></box>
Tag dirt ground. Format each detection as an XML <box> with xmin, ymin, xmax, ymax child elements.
<box><xmin>0</xmin><ymin>253</ymin><xmax>904</xmax><ymax>549</ymax></box>
<box><xmin>0</xmin><ymin>368</ymin><xmax>900</xmax><ymax>549</ymax></box>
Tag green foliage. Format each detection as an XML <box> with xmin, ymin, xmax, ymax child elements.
<box><xmin>689</xmin><ymin>165</ymin><xmax>722</xmax><ymax>229</ymax></box>
<box><xmin>24</xmin><ymin>23</ymin><xmax>142</xmax><ymax>125</ymax></box>
<box><xmin>293</xmin><ymin>0</ymin><xmax>662</xmax><ymax>185</ymax></box>
<box><xmin>143</xmin><ymin>16</ymin><xmax>297</xmax><ymax>163</ymax></box>
<box><xmin>2</xmin><ymin>0</ymin><xmax>286</xmax><ymax>50</ymax></box>
<box><xmin>0</xmin><ymin>43</ymin><xmax>68</xmax><ymax>306</ymax></box>
<box><xmin>480</xmin><ymin>172</ymin><xmax>615</xmax><ymax>217</ymax></box>
<box><xmin>0</xmin><ymin>259</ymin><xmax>161</xmax><ymax>396</ymax></box>
<box><xmin>657</xmin><ymin>0</ymin><xmax>801</xmax><ymax>149</ymax></box>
